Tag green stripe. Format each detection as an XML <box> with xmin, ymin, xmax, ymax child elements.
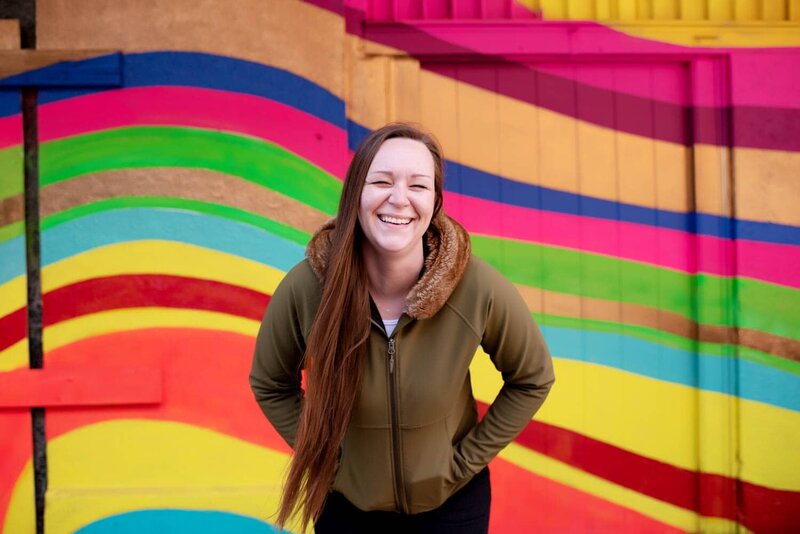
<box><xmin>472</xmin><ymin>234</ymin><xmax>799</xmax><ymax>341</ymax></box>
<box><xmin>0</xmin><ymin>221</ymin><xmax>23</xmax><ymax>243</ymax></box>
<box><xmin>0</xmin><ymin>146</ymin><xmax>22</xmax><ymax>200</ymax></box>
<box><xmin>36</xmin><ymin>126</ymin><xmax>342</xmax><ymax>214</ymax></box>
<box><xmin>42</xmin><ymin>196</ymin><xmax>312</xmax><ymax>246</ymax></box>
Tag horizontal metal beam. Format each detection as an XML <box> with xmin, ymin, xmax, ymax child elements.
<box><xmin>0</xmin><ymin>366</ymin><xmax>162</xmax><ymax>408</ymax></box>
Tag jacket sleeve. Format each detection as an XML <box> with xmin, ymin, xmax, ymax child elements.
<box><xmin>453</xmin><ymin>264</ymin><xmax>555</xmax><ymax>478</ymax></box>
<box><xmin>249</xmin><ymin>264</ymin><xmax>310</xmax><ymax>449</ymax></box>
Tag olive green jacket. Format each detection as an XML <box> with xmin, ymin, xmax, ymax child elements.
<box><xmin>249</xmin><ymin>213</ymin><xmax>555</xmax><ymax>514</ymax></box>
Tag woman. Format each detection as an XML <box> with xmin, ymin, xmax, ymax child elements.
<box><xmin>250</xmin><ymin>123</ymin><xmax>555</xmax><ymax>533</ymax></box>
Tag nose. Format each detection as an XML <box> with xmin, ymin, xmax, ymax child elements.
<box><xmin>388</xmin><ymin>183</ymin><xmax>410</xmax><ymax>206</ymax></box>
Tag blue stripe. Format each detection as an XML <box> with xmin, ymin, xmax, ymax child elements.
<box><xmin>26</xmin><ymin>51</ymin><xmax>346</xmax><ymax>128</ymax></box>
<box><xmin>0</xmin><ymin>90</ymin><xmax>21</xmax><ymax>117</ymax></box>
<box><xmin>447</xmin><ymin>160</ymin><xmax>799</xmax><ymax>245</ymax></box>
<box><xmin>75</xmin><ymin>510</ymin><xmax>284</xmax><ymax>534</ymax></box>
<box><xmin>542</xmin><ymin>325</ymin><xmax>800</xmax><ymax>412</ymax></box>
<box><xmin>0</xmin><ymin>238</ymin><xmax>24</xmax><ymax>283</ymax></box>
<box><xmin>0</xmin><ymin>53</ymin><xmax>122</xmax><ymax>88</ymax></box>
<box><xmin>348</xmin><ymin>118</ymin><xmax>799</xmax><ymax>246</ymax></box>
<box><xmin>0</xmin><ymin>208</ymin><xmax>305</xmax><ymax>284</ymax></box>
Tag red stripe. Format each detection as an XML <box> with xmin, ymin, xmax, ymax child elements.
<box><xmin>489</xmin><ymin>458</ymin><xmax>682</xmax><ymax>533</ymax></box>
<box><xmin>477</xmin><ymin>402</ymin><xmax>800</xmax><ymax>532</ymax></box>
<box><xmin>0</xmin><ymin>275</ymin><xmax>271</xmax><ymax>352</ymax></box>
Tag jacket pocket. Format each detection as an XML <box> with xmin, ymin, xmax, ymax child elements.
<box><xmin>401</xmin><ymin>418</ymin><xmax>460</xmax><ymax>513</ymax></box>
<box><xmin>332</xmin><ymin>425</ymin><xmax>396</xmax><ymax>511</ymax></box>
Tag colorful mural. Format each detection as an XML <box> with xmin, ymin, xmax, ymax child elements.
<box><xmin>0</xmin><ymin>0</ymin><xmax>798</xmax><ymax>532</ymax></box>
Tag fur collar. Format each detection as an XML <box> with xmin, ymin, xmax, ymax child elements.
<box><xmin>305</xmin><ymin>212</ymin><xmax>472</xmax><ymax>319</ymax></box>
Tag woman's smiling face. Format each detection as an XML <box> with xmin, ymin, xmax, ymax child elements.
<box><xmin>358</xmin><ymin>137</ymin><xmax>436</xmax><ymax>259</ymax></box>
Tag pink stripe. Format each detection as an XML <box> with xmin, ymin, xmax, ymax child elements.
<box><xmin>28</xmin><ymin>86</ymin><xmax>348</xmax><ymax>178</ymax></box>
<box><xmin>406</xmin><ymin>22</ymin><xmax>800</xmax><ymax>109</ymax></box>
<box><xmin>0</xmin><ymin>115</ymin><xmax>22</xmax><ymax>148</ymax></box>
<box><xmin>444</xmin><ymin>191</ymin><xmax>800</xmax><ymax>288</ymax></box>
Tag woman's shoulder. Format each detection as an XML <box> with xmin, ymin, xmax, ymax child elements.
<box><xmin>271</xmin><ymin>259</ymin><xmax>323</xmax><ymax>304</ymax></box>
<box><xmin>453</xmin><ymin>256</ymin><xmax>525</xmax><ymax>308</ymax></box>
<box><xmin>284</xmin><ymin>258</ymin><xmax>321</xmax><ymax>285</ymax></box>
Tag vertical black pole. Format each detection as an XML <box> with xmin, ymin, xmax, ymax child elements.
<box><xmin>22</xmin><ymin>84</ymin><xmax>46</xmax><ymax>534</ymax></box>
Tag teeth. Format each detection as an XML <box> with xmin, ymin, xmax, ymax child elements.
<box><xmin>379</xmin><ymin>215</ymin><xmax>412</xmax><ymax>225</ymax></box>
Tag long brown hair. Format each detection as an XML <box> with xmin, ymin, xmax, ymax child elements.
<box><xmin>277</xmin><ymin>123</ymin><xmax>445</xmax><ymax>528</ymax></box>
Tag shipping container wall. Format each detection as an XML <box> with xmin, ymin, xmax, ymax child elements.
<box><xmin>0</xmin><ymin>0</ymin><xmax>797</xmax><ymax>533</ymax></box>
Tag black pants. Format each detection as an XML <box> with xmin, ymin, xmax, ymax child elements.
<box><xmin>315</xmin><ymin>467</ymin><xmax>491</xmax><ymax>534</ymax></box>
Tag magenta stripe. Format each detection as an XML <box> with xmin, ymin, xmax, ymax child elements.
<box><xmin>0</xmin><ymin>115</ymin><xmax>22</xmax><ymax>147</ymax></box>
<box><xmin>24</xmin><ymin>86</ymin><xmax>349</xmax><ymax>178</ymax></box>
<box><xmin>444</xmin><ymin>191</ymin><xmax>800</xmax><ymax>288</ymax></box>
<box><xmin>380</xmin><ymin>20</ymin><xmax>800</xmax><ymax>109</ymax></box>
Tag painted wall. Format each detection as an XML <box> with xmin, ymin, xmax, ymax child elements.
<box><xmin>0</xmin><ymin>0</ymin><xmax>797</xmax><ymax>532</ymax></box>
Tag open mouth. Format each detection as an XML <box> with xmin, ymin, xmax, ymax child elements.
<box><xmin>378</xmin><ymin>215</ymin><xmax>412</xmax><ymax>225</ymax></box>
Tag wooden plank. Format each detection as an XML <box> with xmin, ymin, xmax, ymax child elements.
<box><xmin>0</xmin><ymin>50</ymin><xmax>121</xmax><ymax>86</ymax></box>
<box><xmin>0</xmin><ymin>367</ymin><xmax>162</xmax><ymax>408</ymax></box>
<box><xmin>0</xmin><ymin>19</ymin><xmax>20</xmax><ymax>50</ymax></box>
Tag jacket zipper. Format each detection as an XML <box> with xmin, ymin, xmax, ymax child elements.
<box><xmin>387</xmin><ymin>337</ymin><xmax>409</xmax><ymax>513</ymax></box>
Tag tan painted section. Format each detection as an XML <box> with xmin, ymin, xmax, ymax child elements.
<box><xmin>694</xmin><ymin>144</ymin><xmax>732</xmax><ymax>218</ymax></box>
<box><xmin>346</xmin><ymin>36</ymin><xmax>392</xmax><ymax>129</ymax></box>
<box><xmin>37</xmin><ymin>168</ymin><xmax>329</xmax><ymax>234</ymax></box>
<box><xmin>515</xmin><ymin>284</ymin><xmax>800</xmax><ymax>361</ymax></box>
<box><xmin>734</xmin><ymin>147</ymin><xmax>800</xmax><ymax>227</ymax></box>
<box><xmin>0</xmin><ymin>193</ymin><xmax>22</xmax><ymax>227</ymax></box>
<box><xmin>419</xmin><ymin>64</ymin><xmax>461</xmax><ymax>164</ymax></box>
<box><xmin>0</xmin><ymin>50</ymin><xmax>115</xmax><ymax>79</ymax></box>
<box><xmin>0</xmin><ymin>19</ymin><xmax>20</xmax><ymax>50</ymax></box>
<box><xmin>36</xmin><ymin>0</ymin><xmax>345</xmax><ymax>97</ymax></box>
<box><xmin>389</xmin><ymin>57</ymin><xmax>422</xmax><ymax>124</ymax></box>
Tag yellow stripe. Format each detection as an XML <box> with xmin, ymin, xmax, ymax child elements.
<box><xmin>0</xmin><ymin>240</ymin><xmax>287</xmax><ymax>317</ymax></box>
<box><xmin>0</xmin><ymin>308</ymin><xmax>260</xmax><ymax>372</ymax></box>
<box><xmin>4</xmin><ymin>419</ymin><xmax>304</xmax><ymax>534</ymax></box>
<box><xmin>499</xmin><ymin>442</ymin><xmax>749</xmax><ymax>532</ymax></box>
<box><xmin>470</xmin><ymin>349</ymin><xmax>800</xmax><ymax>491</ymax></box>
<box><xmin>609</xmin><ymin>21</ymin><xmax>800</xmax><ymax>47</ymax></box>
<box><xmin>520</xmin><ymin>0</ymin><xmax>800</xmax><ymax>46</ymax></box>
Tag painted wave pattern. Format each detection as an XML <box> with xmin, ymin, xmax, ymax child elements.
<box><xmin>0</xmin><ymin>49</ymin><xmax>797</xmax><ymax>533</ymax></box>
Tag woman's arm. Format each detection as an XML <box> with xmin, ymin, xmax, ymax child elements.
<box><xmin>453</xmin><ymin>263</ymin><xmax>555</xmax><ymax>479</ymax></box>
<box><xmin>249</xmin><ymin>263</ymin><xmax>314</xmax><ymax>449</ymax></box>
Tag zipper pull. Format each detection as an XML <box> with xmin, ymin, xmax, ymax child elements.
<box><xmin>388</xmin><ymin>338</ymin><xmax>396</xmax><ymax>373</ymax></box>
